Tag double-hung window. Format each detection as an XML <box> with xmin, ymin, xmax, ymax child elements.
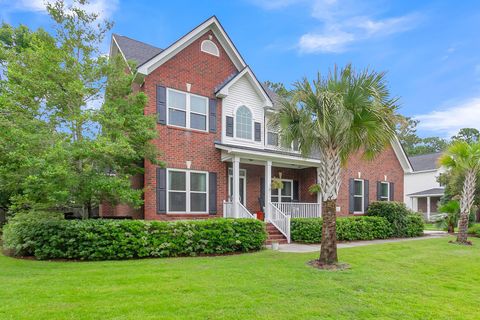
<box><xmin>379</xmin><ymin>182</ymin><xmax>390</xmax><ymax>201</ymax></box>
<box><xmin>168</xmin><ymin>169</ymin><xmax>207</xmax><ymax>213</ymax></box>
<box><xmin>167</xmin><ymin>89</ymin><xmax>208</xmax><ymax>131</ymax></box>
<box><xmin>353</xmin><ymin>179</ymin><xmax>364</xmax><ymax>213</ymax></box>
<box><xmin>235</xmin><ymin>106</ymin><xmax>253</xmax><ymax>139</ymax></box>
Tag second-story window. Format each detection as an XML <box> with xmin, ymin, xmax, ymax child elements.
<box><xmin>236</xmin><ymin>106</ymin><xmax>252</xmax><ymax>140</ymax></box>
<box><xmin>167</xmin><ymin>88</ymin><xmax>208</xmax><ymax>131</ymax></box>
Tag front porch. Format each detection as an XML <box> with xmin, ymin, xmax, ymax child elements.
<box><xmin>407</xmin><ymin>188</ymin><xmax>444</xmax><ymax>221</ymax></box>
<box><xmin>220</xmin><ymin>152</ymin><xmax>323</xmax><ymax>243</ymax></box>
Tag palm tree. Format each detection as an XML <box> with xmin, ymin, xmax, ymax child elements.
<box><xmin>439</xmin><ymin>141</ymin><xmax>480</xmax><ymax>244</ymax></box>
<box><xmin>273</xmin><ymin>64</ymin><xmax>398</xmax><ymax>266</ymax></box>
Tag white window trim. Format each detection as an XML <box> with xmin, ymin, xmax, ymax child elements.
<box><xmin>380</xmin><ymin>181</ymin><xmax>390</xmax><ymax>201</ymax></box>
<box><xmin>228</xmin><ymin>168</ymin><xmax>247</xmax><ymax>206</ymax></box>
<box><xmin>353</xmin><ymin>179</ymin><xmax>364</xmax><ymax>214</ymax></box>
<box><xmin>166</xmin><ymin>88</ymin><xmax>209</xmax><ymax>132</ymax></box>
<box><xmin>200</xmin><ymin>39</ymin><xmax>220</xmax><ymax>57</ymax></box>
<box><xmin>271</xmin><ymin>179</ymin><xmax>294</xmax><ymax>203</ymax></box>
<box><xmin>167</xmin><ymin>168</ymin><xmax>208</xmax><ymax>214</ymax></box>
<box><xmin>234</xmin><ymin>105</ymin><xmax>254</xmax><ymax>141</ymax></box>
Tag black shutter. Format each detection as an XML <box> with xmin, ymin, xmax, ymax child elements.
<box><xmin>363</xmin><ymin>180</ymin><xmax>369</xmax><ymax>213</ymax></box>
<box><xmin>254</xmin><ymin>122</ymin><xmax>261</xmax><ymax>141</ymax></box>
<box><xmin>259</xmin><ymin>177</ymin><xmax>265</xmax><ymax>211</ymax></box>
<box><xmin>389</xmin><ymin>182</ymin><xmax>394</xmax><ymax>201</ymax></box>
<box><xmin>209</xmin><ymin>99</ymin><xmax>217</xmax><ymax>133</ymax></box>
<box><xmin>292</xmin><ymin>180</ymin><xmax>299</xmax><ymax>201</ymax></box>
<box><xmin>226</xmin><ymin>116</ymin><xmax>234</xmax><ymax>137</ymax></box>
<box><xmin>156</xmin><ymin>167</ymin><xmax>167</xmax><ymax>214</ymax></box>
<box><xmin>209</xmin><ymin>172</ymin><xmax>217</xmax><ymax>214</ymax></box>
<box><xmin>377</xmin><ymin>181</ymin><xmax>382</xmax><ymax>201</ymax></box>
<box><xmin>156</xmin><ymin>85</ymin><xmax>166</xmax><ymax>125</ymax></box>
<box><xmin>349</xmin><ymin>178</ymin><xmax>355</xmax><ymax>214</ymax></box>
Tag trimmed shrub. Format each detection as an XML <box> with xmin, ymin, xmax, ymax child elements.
<box><xmin>366</xmin><ymin>201</ymin><xmax>411</xmax><ymax>237</ymax></box>
<box><xmin>291</xmin><ymin>216</ymin><xmax>393</xmax><ymax>243</ymax></box>
<box><xmin>2</xmin><ymin>213</ymin><xmax>267</xmax><ymax>260</ymax></box>
<box><xmin>405</xmin><ymin>213</ymin><xmax>424</xmax><ymax>237</ymax></box>
<box><xmin>468</xmin><ymin>224</ymin><xmax>480</xmax><ymax>237</ymax></box>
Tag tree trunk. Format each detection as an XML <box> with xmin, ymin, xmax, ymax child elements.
<box><xmin>457</xmin><ymin>170</ymin><xmax>476</xmax><ymax>244</ymax></box>
<box><xmin>319</xmin><ymin>199</ymin><xmax>338</xmax><ymax>265</ymax></box>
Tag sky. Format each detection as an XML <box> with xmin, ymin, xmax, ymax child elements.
<box><xmin>1</xmin><ymin>0</ymin><xmax>480</xmax><ymax>138</ymax></box>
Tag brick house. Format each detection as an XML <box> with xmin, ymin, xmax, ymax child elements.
<box><xmin>103</xmin><ymin>16</ymin><xmax>413</xmax><ymax>242</ymax></box>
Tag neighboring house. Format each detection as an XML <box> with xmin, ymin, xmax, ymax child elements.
<box><xmin>102</xmin><ymin>16</ymin><xmax>412</xmax><ymax>242</ymax></box>
<box><xmin>404</xmin><ymin>152</ymin><xmax>445</xmax><ymax>221</ymax></box>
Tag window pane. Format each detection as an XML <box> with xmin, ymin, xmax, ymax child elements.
<box><xmin>191</xmin><ymin>96</ymin><xmax>207</xmax><ymax>114</ymax></box>
<box><xmin>169</xmin><ymin>192</ymin><xmax>186</xmax><ymax>211</ymax></box>
<box><xmin>168</xmin><ymin>90</ymin><xmax>186</xmax><ymax>110</ymax></box>
<box><xmin>281</xmin><ymin>197</ymin><xmax>292</xmax><ymax>202</ymax></box>
<box><xmin>169</xmin><ymin>171</ymin><xmax>186</xmax><ymax>190</ymax></box>
<box><xmin>267</xmin><ymin>132</ymin><xmax>278</xmax><ymax>146</ymax></box>
<box><xmin>169</xmin><ymin>109</ymin><xmax>186</xmax><ymax>127</ymax></box>
<box><xmin>354</xmin><ymin>197</ymin><xmax>363</xmax><ymax>212</ymax></box>
<box><xmin>354</xmin><ymin>180</ymin><xmax>363</xmax><ymax>195</ymax></box>
<box><xmin>381</xmin><ymin>183</ymin><xmax>389</xmax><ymax>198</ymax></box>
<box><xmin>190</xmin><ymin>113</ymin><xmax>206</xmax><ymax>130</ymax></box>
<box><xmin>271</xmin><ymin>196</ymin><xmax>279</xmax><ymax>202</ymax></box>
<box><xmin>236</xmin><ymin>106</ymin><xmax>252</xmax><ymax>139</ymax></box>
<box><xmin>190</xmin><ymin>172</ymin><xmax>206</xmax><ymax>192</ymax></box>
<box><xmin>190</xmin><ymin>193</ymin><xmax>207</xmax><ymax>212</ymax></box>
<box><xmin>281</xmin><ymin>181</ymin><xmax>292</xmax><ymax>196</ymax></box>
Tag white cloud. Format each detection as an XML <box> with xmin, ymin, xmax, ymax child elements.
<box><xmin>1</xmin><ymin>0</ymin><xmax>118</xmax><ymax>19</ymax></box>
<box><xmin>415</xmin><ymin>97</ymin><xmax>480</xmax><ymax>136</ymax></box>
<box><xmin>299</xmin><ymin>29</ymin><xmax>354</xmax><ymax>53</ymax></box>
<box><xmin>250</xmin><ymin>0</ymin><xmax>421</xmax><ymax>54</ymax></box>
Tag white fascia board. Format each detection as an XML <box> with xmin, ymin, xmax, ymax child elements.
<box><xmin>216</xmin><ymin>67</ymin><xmax>273</xmax><ymax>107</ymax></box>
<box><xmin>137</xmin><ymin>16</ymin><xmax>246</xmax><ymax>75</ymax></box>
<box><xmin>391</xmin><ymin>136</ymin><xmax>413</xmax><ymax>173</ymax></box>
<box><xmin>216</xmin><ymin>144</ymin><xmax>319</xmax><ymax>167</ymax></box>
<box><xmin>408</xmin><ymin>193</ymin><xmax>444</xmax><ymax>198</ymax></box>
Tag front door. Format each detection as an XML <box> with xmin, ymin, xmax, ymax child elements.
<box><xmin>228</xmin><ymin>168</ymin><xmax>246</xmax><ymax>205</ymax></box>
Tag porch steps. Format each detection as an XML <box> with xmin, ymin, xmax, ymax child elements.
<box><xmin>265</xmin><ymin>223</ymin><xmax>288</xmax><ymax>245</ymax></box>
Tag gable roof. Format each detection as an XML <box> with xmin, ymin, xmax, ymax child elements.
<box><xmin>137</xmin><ymin>16</ymin><xmax>246</xmax><ymax>75</ymax></box>
<box><xmin>408</xmin><ymin>152</ymin><xmax>442</xmax><ymax>171</ymax></box>
<box><xmin>215</xmin><ymin>67</ymin><xmax>273</xmax><ymax>107</ymax></box>
<box><xmin>111</xmin><ymin>34</ymin><xmax>163</xmax><ymax>67</ymax></box>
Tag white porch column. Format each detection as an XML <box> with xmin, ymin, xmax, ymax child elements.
<box><xmin>264</xmin><ymin>160</ymin><xmax>272</xmax><ymax>221</ymax></box>
<box><xmin>426</xmin><ymin>196</ymin><xmax>431</xmax><ymax>222</ymax></box>
<box><xmin>232</xmin><ymin>156</ymin><xmax>240</xmax><ymax>218</ymax></box>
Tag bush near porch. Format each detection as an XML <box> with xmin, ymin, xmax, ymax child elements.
<box><xmin>2</xmin><ymin>213</ymin><xmax>267</xmax><ymax>260</ymax></box>
<box><xmin>291</xmin><ymin>216</ymin><xmax>393</xmax><ymax>243</ymax></box>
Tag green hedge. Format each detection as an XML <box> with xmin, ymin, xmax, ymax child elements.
<box><xmin>2</xmin><ymin>213</ymin><xmax>267</xmax><ymax>260</ymax></box>
<box><xmin>291</xmin><ymin>216</ymin><xmax>393</xmax><ymax>243</ymax></box>
<box><xmin>405</xmin><ymin>213</ymin><xmax>424</xmax><ymax>237</ymax></box>
<box><xmin>468</xmin><ymin>224</ymin><xmax>480</xmax><ymax>237</ymax></box>
<box><xmin>367</xmin><ymin>201</ymin><xmax>416</xmax><ymax>237</ymax></box>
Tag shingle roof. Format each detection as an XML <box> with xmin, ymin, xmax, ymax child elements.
<box><xmin>407</xmin><ymin>187</ymin><xmax>445</xmax><ymax>197</ymax></box>
<box><xmin>260</xmin><ymin>83</ymin><xmax>282</xmax><ymax>109</ymax></box>
<box><xmin>113</xmin><ymin>34</ymin><xmax>163</xmax><ymax>66</ymax></box>
<box><xmin>408</xmin><ymin>152</ymin><xmax>442</xmax><ymax>171</ymax></box>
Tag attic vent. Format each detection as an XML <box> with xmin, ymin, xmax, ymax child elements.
<box><xmin>201</xmin><ymin>39</ymin><xmax>219</xmax><ymax>57</ymax></box>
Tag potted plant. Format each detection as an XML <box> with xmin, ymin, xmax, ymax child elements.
<box><xmin>308</xmin><ymin>183</ymin><xmax>322</xmax><ymax>194</ymax></box>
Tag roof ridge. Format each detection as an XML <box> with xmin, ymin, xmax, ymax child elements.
<box><xmin>113</xmin><ymin>33</ymin><xmax>162</xmax><ymax>50</ymax></box>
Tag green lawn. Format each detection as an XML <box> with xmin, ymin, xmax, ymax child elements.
<box><xmin>424</xmin><ymin>223</ymin><xmax>444</xmax><ymax>231</ymax></box>
<box><xmin>1</xmin><ymin>237</ymin><xmax>479</xmax><ymax>320</ymax></box>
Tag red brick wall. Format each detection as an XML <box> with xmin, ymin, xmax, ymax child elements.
<box><xmin>336</xmin><ymin>145</ymin><xmax>404</xmax><ymax>216</ymax></box>
<box><xmin>143</xmin><ymin>30</ymin><xmax>237</xmax><ymax>220</ymax></box>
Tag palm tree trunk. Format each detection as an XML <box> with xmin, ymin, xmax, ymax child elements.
<box><xmin>319</xmin><ymin>199</ymin><xmax>338</xmax><ymax>264</ymax></box>
<box><xmin>457</xmin><ymin>170</ymin><xmax>476</xmax><ymax>244</ymax></box>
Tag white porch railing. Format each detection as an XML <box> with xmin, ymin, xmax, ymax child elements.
<box><xmin>223</xmin><ymin>201</ymin><xmax>255</xmax><ymax>219</ymax></box>
<box><xmin>268</xmin><ymin>202</ymin><xmax>291</xmax><ymax>243</ymax></box>
<box><xmin>272</xmin><ymin>202</ymin><xmax>321</xmax><ymax>219</ymax></box>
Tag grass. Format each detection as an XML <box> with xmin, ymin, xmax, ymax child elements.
<box><xmin>1</xmin><ymin>237</ymin><xmax>480</xmax><ymax>319</ymax></box>
<box><xmin>424</xmin><ymin>223</ymin><xmax>444</xmax><ymax>231</ymax></box>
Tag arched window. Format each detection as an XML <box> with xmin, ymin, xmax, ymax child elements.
<box><xmin>236</xmin><ymin>106</ymin><xmax>252</xmax><ymax>140</ymax></box>
<box><xmin>201</xmin><ymin>39</ymin><xmax>219</xmax><ymax>57</ymax></box>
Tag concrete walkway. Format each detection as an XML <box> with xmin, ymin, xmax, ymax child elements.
<box><xmin>276</xmin><ymin>231</ymin><xmax>448</xmax><ymax>253</ymax></box>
